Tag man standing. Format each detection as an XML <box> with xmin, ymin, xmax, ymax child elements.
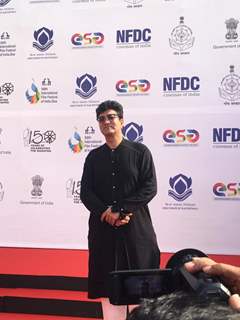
<box><xmin>80</xmin><ymin>100</ymin><xmax>160</xmax><ymax>320</ymax></box>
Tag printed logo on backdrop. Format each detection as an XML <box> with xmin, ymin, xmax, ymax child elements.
<box><xmin>0</xmin><ymin>128</ymin><xmax>12</xmax><ymax>155</ymax></box>
<box><xmin>124</xmin><ymin>0</ymin><xmax>144</xmax><ymax>9</ymax></box>
<box><xmin>163</xmin><ymin>129</ymin><xmax>199</xmax><ymax>146</ymax></box>
<box><xmin>116</xmin><ymin>28</ymin><xmax>151</xmax><ymax>48</ymax></box>
<box><xmin>213</xmin><ymin>18</ymin><xmax>240</xmax><ymax>50</ymax></box>
<box><xmin>71</xmin><ymin>32</ymin><xmax>104</xmax><ymax>49</ymax></box>
<box><xmin>20</xmin><ymin>175</ymin><xmax>53</xmax><ymax>206</ymax></box>
<box><xmin>212</xmin><ymin>128</ymin><xmax>240</xmax><ymax>149</ymax></box>
<box><xmin>26</xmin><ymin>79</ymin><xmax>58</xmax><ymax>104</ymax></box>
<box><xmin>162</xmin><ymin>76</ymin><xmax>200</xmax><ymax>97</ymax></box>
<box><xmin>213</xmin><ymin>181</ymin><xmax>240</xmax><ymax>201</ymax></box>
<box><xmin>0</xmin><ymin>0</ymin><xmax>15</xmax><ymax>14</ymax></box>
<box><xmin>169</xmin><ymin>17</ymin><xmax>194</xmax><ymax>54</ymax></box>
<box><xmin>28</xmin><ymin>27</ymin><xmax>57</xmax><ymax>60</ymax></box>
<box><xmin>68</xmin><ymin>127</ymin><xmax>102</xmax><ymax>153</ymax></box>
<box><xmin>23</xmin><ymin>128</ymin><xmax>56</xmax><ymax>152</ymax></box>
<box><xmin>0</xmin><ymin>181</ymin><xmax>4</xmax><ymax>201</ymax></box>
<box><xmin>163</xmin><ymin>173</ymin><xmax>198</xmax><ymax>211</ymax></box>
<box><xmin>0</xmin><ymin>32</ymin><xmax>16</xmax><ymax>57</ymax></box>
<box><xmin>66</xmin><ymin>178</ymin><xmax>81</xmax><ymax>204</ymax></box>
<box><xmin>219</xmin><ymin>65</ymin><xmax>240</xmax><ymax>105</ymax></box>
<box><xmin>116</xmin><ymin>79</ymin><xmax>150</xmax><ymax>96</ymax></box>
<box><xmin>0</xmin><ymin>82</ymin><xmax>14</xmax><ymax>104</ymax></box>
<box><xmin>72</xmin><ymin>0</ymin><xmax>106</xmax><ymax>3</ymax></box>
<box><xmin>122</xmin><ymin>122</ymin><xmax>143</xmax><ymax>142</ymax></box>
<box><xmin>71</xmin><ymin>73</ymin><xmax>99</xmax><ymax>108</ymax></box>
<box><xmin>29</xmin><ymin>0</ymin><xmax>60</xmax><ymax>3</ymax></box>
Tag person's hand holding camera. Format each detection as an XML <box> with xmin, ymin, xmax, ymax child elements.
<box><xmin>185</xmin><ymin>257</ymin><xmax>240</xmax><ymax>310</ymax></box>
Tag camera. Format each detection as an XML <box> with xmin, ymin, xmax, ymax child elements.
<box><xmin>109</xmin><ymin>248</ymin><xmax>231</xmax><ymax>305</ymax></box>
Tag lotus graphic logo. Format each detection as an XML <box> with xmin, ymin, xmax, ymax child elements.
<box><xmin>169</xmin><ymin>17</ymin><xmax>194</xmax><ymax>52</ymax></box>
<box><xmin>0</xmin><ymin>0</ymin><xmax>11</xmax><ymax>7</ymax></box>
<box><xmin>75</xmin><ymin>73</ymin><xmax>97</xmax><ymax>99</ymax></box>
<box><xmin>219</xmin><ymin>65</ymin><xmax>240</xmax><ymax>102</ymax></box>
<box><xmin>122</xmin><ymin>122</ymin><xmax>143</xmax><ymax>143</ymax></box>
<box><xmin>25</xmin><ymin>83</ymin><xmax>41</xmax><ymax>104</ymax></box>
<box><xmin>33</xmin><ymin>27</ymin><xmax>54</xmax><ymax>52</ymax></box>
<box><xmin>168</xmin><ymin>174</ymin><xmax>192</xmax><ymax>201</ymax></box>
<box><xmin>68</xmin><ymin>131</ymin><xmax>84</xmax><ymax>153</ymax></box>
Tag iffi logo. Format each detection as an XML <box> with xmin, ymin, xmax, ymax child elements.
<box><xmin>168</xmin><ymin>174</ymin><xmax>192</xmax><ymax>201</ymax></box>
<box><xmin>122</xmin><ymin>122</ymin><xmax>143</xmax><ymax>143</ymax></box>
<box><xmin>68</xmin><ymin>131</ymin><xmax>84</xmax><ymax>153</ymax></box>
<box><xmin>75</xmin><ymin>74</ymin><xmax>97</xmax><ymax>99</ymax></box>
<box><xmin>163</xmin><ymin>129</ymin><xmax>199</xmax><ymax>144</ymax></box>
<box><xmin>219</xmin><ymin>65</ymin><xmax>240</xmax><ymax>102</ymax></box>
<box><xmin>0</xmin><ymin>0</ymin><xmax>11</xmax><ymax>6</ymax></box>
<box><xmin>25</xmin><ymin>82</ymin><xmax>40</xmax><ymax>104</ymax></box>
<box><xmin>213</xmin><ymin>128</ymin><xmax>240</xmax><ymax>145</ymax></box>
<box><xmin>116</xmin><ymin>80</ymin><xmax>150</xmax><ymax>94</ymax></box>
<box><xmin>71</xmin><ymin>32</ymin><xmax>104</xmax><ymax>47</ymax></box>
<box><xmin>116</xmin><ymin>28</ymin><xmax>151</xmax><ymax>44</ymax></box>
<box><xmin>33</xmin><ymin>27</ymin><xmax>54</xmax><ymax>52</ymax></box>
<box><xmin>213</xmin><ymin>182</ymin><xmax>240</xmax><ymax>199</ymax></box>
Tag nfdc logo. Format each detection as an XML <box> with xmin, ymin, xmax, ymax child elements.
<box><xmin>116</xmin><ymin>28</ymin><xmax>151</xmax><ymax>48</ymax></box>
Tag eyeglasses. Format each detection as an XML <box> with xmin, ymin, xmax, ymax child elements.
<box><xmin>97</xmin><ymin>114</ymin><xmax>119</xmax><ymax>122</ymax></box>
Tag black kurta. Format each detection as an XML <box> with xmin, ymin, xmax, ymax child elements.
<box><xmin>80</xmin><ymin>139</ymin><xmax>160</xmax><ymax>298</ymax></box>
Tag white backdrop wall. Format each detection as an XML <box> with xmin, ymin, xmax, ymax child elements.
<box><xmin>0</xmin><ymin>0</ymin><xmax>239</xmax><ymax>254</ymax></box>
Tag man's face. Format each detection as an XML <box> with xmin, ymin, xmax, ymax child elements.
<box><xmin>97</xmin><ymin>109</ymin><xmax>123</xmax><ymax>138</ymax></box>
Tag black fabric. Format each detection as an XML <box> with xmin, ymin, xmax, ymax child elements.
<box><xmin>81</xmin><ymin>139</ymin><xmax>160</xmax><ymax>299</ymax></box>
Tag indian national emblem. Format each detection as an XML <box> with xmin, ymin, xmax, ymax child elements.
<box><xmin>225</xmin><ymin>18</ymin><xmax>239</xmax><ymax>40</ymax></box>
<box><xmin>0</xmin><ymin>182</ymin><xmax>4</xmax><ymax>201</ymax></box>
<box><xmin>31</xmin><ymin>175</ymin><xmax>44</xmax><ymax>197</ymax></box>
<box><xmin>169</xmin><ymin>17</ymin><xmax>195</xmax><ymax>52</ymax></box>
<box><xmin>219</xmin><ymin>65</ymin><xmax>240</xmax><ymax>102</ymax></box>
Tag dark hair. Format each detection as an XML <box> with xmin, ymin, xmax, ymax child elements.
<box><xmin>128</xmin><ymin>291</ymin><xmax>240</xmax><ymax>320</ymax></box>
<box><xmin>96</xmin><ymin>100</ymin><xmax>123</xmax><ymax>120</ymax></box>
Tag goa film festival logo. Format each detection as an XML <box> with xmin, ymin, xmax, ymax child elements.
<box><xmin>0</xmin><ymin>0</ymin><xmax>11</xmax><ymax>6</ymax></box>
<box><xmin>0</xmin><ymin>182</ymin><xmax>4</xmax><ymax>201</ymax></box>
<box><xmin>68</xmin><ymin>130</ymin><xmax>84</xmax><ymax>153</ymax></box>
<box><xmin>116</xmin><ymin>79</ymin><xmax>150</xmax><ymax>95</ymax></box>
<box><xmin>219</xmin><ymin>65</ymin><xmax>240</xmax><ymax>103</ymax></box>
<box><xmin>225</xmin><ymin>18</ymin><xmax>239</xmax><ymax>41</ymax></box>
<box><xmin>75</xmin><ymin>74</ymin><xmax>97</xmax><ymax>99</ymax></box>
<box><xmin>71</xmin><ymin>32</ymin><xmax>104</xmax><ymax>48</ymax></box>
<box><xmin>66</xmin><ymin>178</ymin><xmax>81</xmax><ymax>204</ymax></box>
<box><xmin>163</xmin><ymin>129</ymin><xmax>200</xmax><ymax>145</ymax></box>
<box><xmin>25</xmin><ymin>82</ymin><xmax>41</xmax><ymax>104</ymax></box>
<box><xmin>168</xmin><ymin>174</ymin><xmax>192</xmax><ymax>201</ymax></box>
<box><xmin>122</xmin><ymin>122</ymin><xmax>143</xmax><ymax>143</ymax></box>
<box><xmin>31</xmin><ymin>175</ymin><xmax>44</xmax><ymax>197</ymax></box>
<box><xmin>213</xmin><ymin>182</ymin><xmax>240</xmax><ymax>200</ymax></box>
<box><xmin>33</xmin><ymin>27</ymin><xmax>54</xmax><ymax>52</ymax></box>
<box><xmin>169</xmin><ymin>17</ymin><xmax>194</xmax><ymax>52</ymax></box>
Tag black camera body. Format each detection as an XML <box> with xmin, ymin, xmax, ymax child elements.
<box><xmin>109</xmin><ymin>248</ymin><xmax>231</xmax><ymax>305</ymax></box>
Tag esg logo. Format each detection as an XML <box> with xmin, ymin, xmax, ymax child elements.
<box><xmin>163</xmin><ymin>129</ymin><xmax>199</xmax><ymax>144</ymax></box>
<box><xmin>71</xmin><ymin>33</ymin><xmax>104</xmax><ymax>46</ymax></box>
<box><xmin>116</xmin><ymin>80</ymin><xmax>150</xmax><ymax>93</ymax></box>
<box><xmin>213</xmin><ymin>182</ymin><xmax>240</xmax><ymax>198</ymax></box>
